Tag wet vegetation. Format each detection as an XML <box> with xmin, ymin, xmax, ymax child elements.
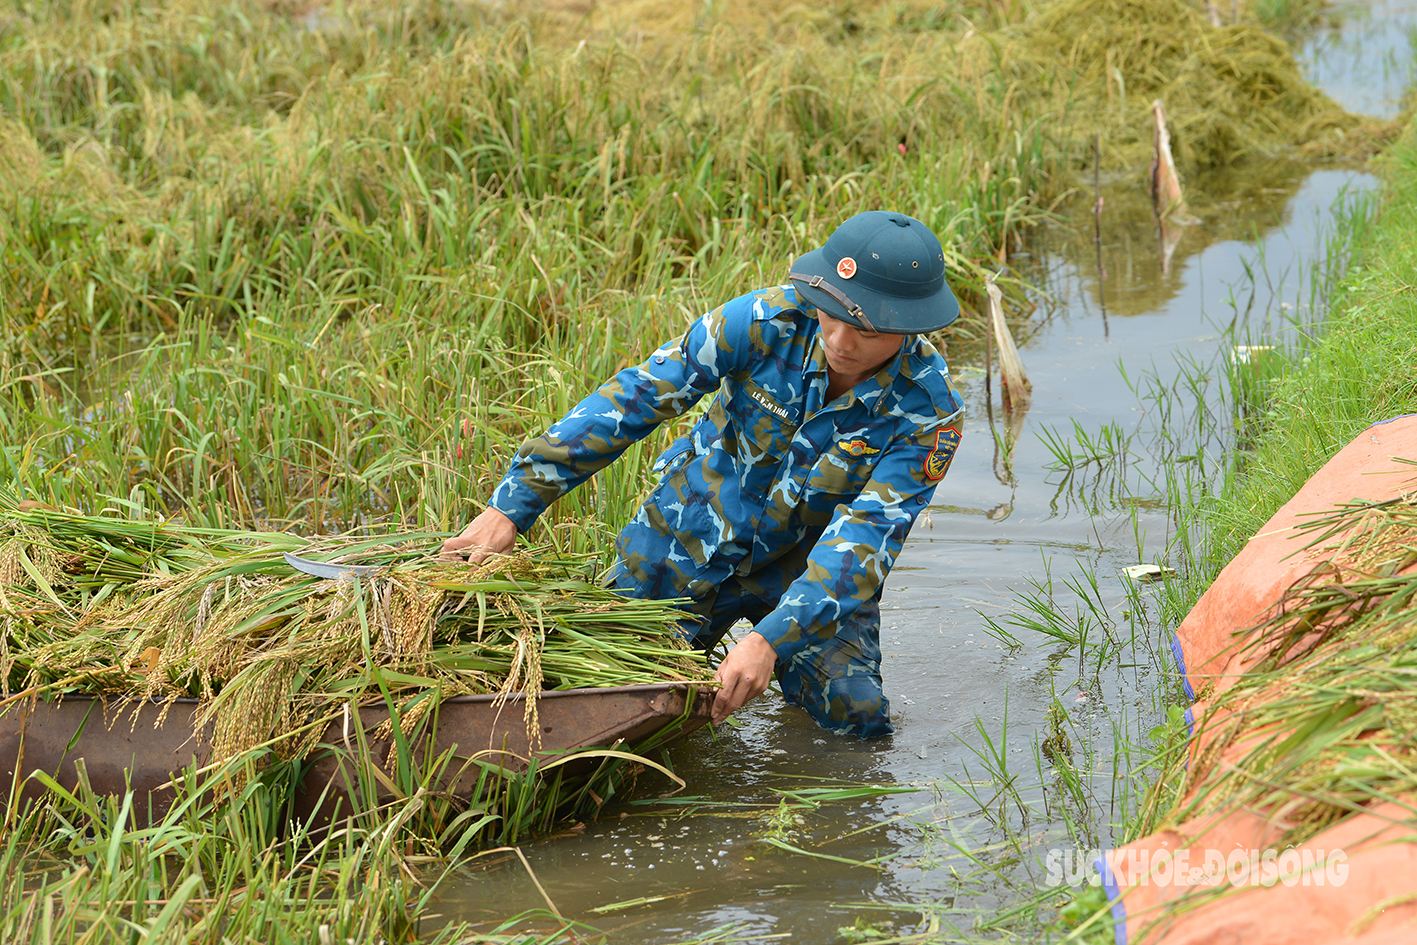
<box><xmin>1</xmin><ymin>756</ymin><xmax>466</xmax><ymax>944</ymax></box>
<box><xmin>1</xmin><ymin>0</ymin><xmax>1414</xmax><ymax>940</ymax></box>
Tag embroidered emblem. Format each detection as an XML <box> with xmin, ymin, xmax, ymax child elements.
<box><xmin>836</xmin><ymin>256</ymin><xmax>858</xmax><ymax>280</ymax></box>
<box><xmin>838</xmin><ymin>439</ymin><xmax>880</xmax><ymax>457</ymax></box>
<box><xmin>924</xmin><ymin>428</ymin><xmax>961</xmax><ymax>480</ymax></box>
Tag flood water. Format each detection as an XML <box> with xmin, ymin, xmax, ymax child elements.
<box><xmin>442</xmin><ymin>6</ymin><xmax>1414</xmax><ymax>941</ymax></box>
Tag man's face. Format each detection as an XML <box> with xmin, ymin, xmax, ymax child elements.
<box><xmin>816</xmin><ymin>310</ymin><xmax>907</xmax><ymax>378</ymax></box>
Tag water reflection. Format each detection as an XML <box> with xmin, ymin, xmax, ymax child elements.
<box><xmin>1044</xmin><ymin>158</ymin><xmax>1317</xmax><ymax>319</ymax></box>
<box><xmin>1300</xmin><ymin>0</ymin><xmax>1417</xmax><ymax>118</ymax></box>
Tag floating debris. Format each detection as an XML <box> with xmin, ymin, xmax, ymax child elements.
<box><xmin>1230</xmin><ymin>344</ymin><xmax>1277</xmax><ymax>365</ymax></box>
<box><xmin>1122</xmin><ymin>564</ymin><xmax>1178</xmax><ymax>583</ymax></box>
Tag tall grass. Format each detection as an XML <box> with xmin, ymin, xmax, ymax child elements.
<box><xmin>0</xmin><ymin>0</ymin><xmax>1052</xmax><ymax>361</ymax></box>
<box><xmin>1</xmin><ymin>296</ymin><xmax>692</xmax><ymax>545</ymax></box>
<box><xmin>0</xmin><ymin>0</ymin><xmax>1069</xmax><ymax>542</ymax></box>
<box><xmin>1</xmin><ymin>738</ymin><xmax>689</xmax><ymax>942</ymax></box>
<box><xmin>1</xmin><ymin>0</ymin><xmax>1368</xmax><ymax>544</ymax></box>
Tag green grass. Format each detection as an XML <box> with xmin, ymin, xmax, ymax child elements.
<box><xmin>0</xmin><ymin>0</ymin><xmax>1374</xmax><ymax>545</ymax></box>
<box><xmin>1</xmin><ymin>752</ymin><xmax>470</xmax><ymax>944</ymax></box>
<box><xmin>0</xmin><ymin>0</ymin><xmax>1053</xmax><ymax>362</ymax></box>
<box><xmin>0</xmin><ymin>0</ymin><xmax>1071</xmax><ymax>547</ymax></box>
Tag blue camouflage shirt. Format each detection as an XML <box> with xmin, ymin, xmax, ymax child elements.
<box><xmin>489</xmin><ymin>284</ymin><xmax>964</xmax><ymax>664</ymax></box>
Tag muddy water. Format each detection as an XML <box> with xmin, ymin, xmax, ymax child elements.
<box><xmin>443</xmin><ymin>10</ymin><xmax>1413</xmax><ymax>942</ymax></box>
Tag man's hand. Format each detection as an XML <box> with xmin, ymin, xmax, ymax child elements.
<box><xmin>441</xmin><ymin>507</ymin><xmax>518</xmax><ymax>563</ymax></box>
<box><xmin>712</xmin><ymin>631</ymin><xmax>778</xmax><ymax>724</ymax></box>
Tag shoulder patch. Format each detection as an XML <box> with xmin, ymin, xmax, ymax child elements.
<box><xmin>924</xmin><ymin>428</ymin><xmax>961</xmax><ymax>481</ymax></box>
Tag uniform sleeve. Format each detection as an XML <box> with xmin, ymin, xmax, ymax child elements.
<box><xmin>488</xmin><ymin>298</ymin><xmax>757</xmax><ymax>533</ymax></box>
<box><xmin>752</xmin><ymin>409</ymin><xmax>964</xmax><ymax>666</ymax></box>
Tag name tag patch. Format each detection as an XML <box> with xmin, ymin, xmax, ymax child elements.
<box><xmin>924</xmin><ymin>428</ymin><xmax>961</xmax><ymax>480</ymax></box>
<box><xmin>750</xmin><ymin>389</ymin><xmax>791</xmax><ymax>420</ymax></box>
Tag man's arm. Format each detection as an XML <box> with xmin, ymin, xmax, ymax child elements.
<box><xmin>444</xmin><ymin>295</ymin><xmax>764</xmax><ymax>555</ymax></box>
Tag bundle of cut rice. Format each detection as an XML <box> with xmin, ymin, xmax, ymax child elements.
<box><xmin>0</xmin><ymin>497</ymin><xmax>709</xmax><ymax>766</ymax></box>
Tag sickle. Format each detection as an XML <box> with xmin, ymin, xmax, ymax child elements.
<box><xmin>282</xmin><ymin>551</ymin><xmax>385</xmax><ymax>581</ymax></box>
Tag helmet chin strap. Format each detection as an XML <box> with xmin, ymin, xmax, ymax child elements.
<box><xmin>789</xmin><ymin>272</ymin><xmax>878</xmax><ymax>333</ymax></box>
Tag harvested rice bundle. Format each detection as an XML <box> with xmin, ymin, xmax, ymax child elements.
<box><xmin>0</xmin><ymin>496</ymin><xmax>710</xmax><ymax>766</ymax></box>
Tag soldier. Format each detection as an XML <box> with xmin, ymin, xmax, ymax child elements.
<box><xmin>443</xmin><ymin>211</ymin><xmax>965</xmax><ymax>738</ymax></box>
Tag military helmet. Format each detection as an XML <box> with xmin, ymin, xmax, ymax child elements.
<box><xmin>790</xmin><ymin>211</ymin><xmax>960</xmax><ymax>334</ymax></box>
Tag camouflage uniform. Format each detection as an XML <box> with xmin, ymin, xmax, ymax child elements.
<box><xmin>489</xmin><ymin>284</ymin><xmax>964</xmax><ymax>737</ymax></box>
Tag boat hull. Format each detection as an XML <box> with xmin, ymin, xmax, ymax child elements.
<box><xmin>0</xmin><ymin>684</ymin><xmax>713</xmax><ymax>825</ymax></box>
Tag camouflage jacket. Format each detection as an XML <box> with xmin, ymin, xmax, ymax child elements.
<box><xmin>489</xmin><ymin>284</ymin><xmax>965</xmax><ymax>663</ymax></box>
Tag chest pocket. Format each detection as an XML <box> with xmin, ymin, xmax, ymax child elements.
<box><xmin>804</xmin><ymin>441</ymin><xmax>882</xmax><ymax>496</ymax></box>
<box><xmin>651</xmin><ymin>436</ymin><xmax>695</xmax><ymax>478</ymax></box>
<box><xmin>724</xmin><ymin>380</ymin><xmax>798</xmax><ymax>467</ymax></box>
<box><xmin>797</xmin><ymin>438</ymin><xmax>884</xmax><ymax>527</ymax></box>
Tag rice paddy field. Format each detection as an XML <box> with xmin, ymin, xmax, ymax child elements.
<box><xmin>2</xmin><ymin>0</ymin><xmax>1416</xmax><ymax>941</ymax></box>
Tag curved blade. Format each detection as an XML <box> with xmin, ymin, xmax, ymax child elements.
<box><xmin>283</xmin><ymin>551</ymin><xmax>385</xmax><ymax>581</ymax></box>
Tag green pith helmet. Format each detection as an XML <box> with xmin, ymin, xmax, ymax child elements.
<box><xmin>790</xmin><ymin>211</ymin><xmax>960</xmax><ymax>334</ymax></box>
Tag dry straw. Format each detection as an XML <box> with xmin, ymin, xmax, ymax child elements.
<box><xmin>983</xmin><ymin>0</ymin><xmax>1394</xmax><ymax>169</ymax></box>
